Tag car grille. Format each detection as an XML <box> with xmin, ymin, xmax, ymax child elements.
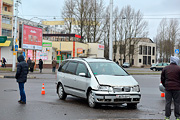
<box><xmin>113</xmin><ymin>87</ymin><xmax>131</xmax><ymax>92</ymax></box>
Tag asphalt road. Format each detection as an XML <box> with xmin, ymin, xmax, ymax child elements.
<box><xmin>0</xmin><ymin>73</ymin><xmax>174</xmax><ymax>120</ymax></box>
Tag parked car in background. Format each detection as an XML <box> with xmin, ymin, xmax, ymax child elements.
<box><xmin>122</xmin><ymin>62</ymin><xmax>130</xmax><ymax>68</ymax></box>
<box><xmin>56</xmin><ymin>58</ymin><xmax>141</xmax><ymax>108</ymax></box>
<box><xmin>150</xmin><ymin>63</ymin><xmax>169</xmax><ymax>71</ymax></box>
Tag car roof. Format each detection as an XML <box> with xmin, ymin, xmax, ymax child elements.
<box><xmin>66</xmin><ymin>58</ymin><xmax>113</xmax><ymax>63</ymax></box>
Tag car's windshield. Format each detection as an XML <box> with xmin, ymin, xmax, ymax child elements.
<box><xmin>89</xmin><ymin>62</ymin><xmax>129</xmax><ymax>76</ymax></box>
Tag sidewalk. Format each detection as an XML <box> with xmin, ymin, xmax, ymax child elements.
<box><xmin>0</xmin><ymin>67</ymin><xmax>56</xmax><ymax>79</ymax></box>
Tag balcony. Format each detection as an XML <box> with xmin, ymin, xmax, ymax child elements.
<box><xmin>2</xmin><ymin>23</ymin><xmax>13</xmax><ymax>30</ymax></box>
<box><xmin>2</xmin><ymin>10</ymin><xmax>13</xmax><ymax>16</ymax></box>
<box><xmin>3</xmin><ymin>0</ymin><xmax>13</xmax><ymax>6</ymax></box>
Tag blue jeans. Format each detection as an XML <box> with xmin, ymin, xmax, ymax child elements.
<box><xmin>18</xmin><ymin>82</ymin><xmax>26</xmax><ymax>103</ymax></box>
<box><xmin>52</xmin><ymin>67</ymin><xmax>56</xmax><ymax>72</ymax></box>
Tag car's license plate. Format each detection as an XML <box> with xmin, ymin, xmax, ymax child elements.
<box><xmin>116</xmin><ymin>95</ymin><xmax>130</xmax><ymax>98</ymax></box>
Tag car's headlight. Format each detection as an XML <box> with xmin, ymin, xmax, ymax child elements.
<box><xmin>98</xmin><ymin>85</ymin><xmax>113</xmax><ymax>92</ymax></box>
<box><xmin>132</xmin><ymin>85</ymin><xmax>140</xmax><ymax>92</ymax></box>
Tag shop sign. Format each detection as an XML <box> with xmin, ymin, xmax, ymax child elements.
<box><xmin>42</xmin><ymin>42</ymin><xmax>52</xmax><ymax>47</ymax></box>
<box><xmin>77</xmin><ymin>48</ymin><xmax>83</xmax><ymax>54</ymax></box>
<box><xmin>98</xmin><ymin>44</ymin><xmax>104</xmax><ymax>50</ymax></box>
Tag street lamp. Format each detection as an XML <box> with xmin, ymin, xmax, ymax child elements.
<box><xmin>109</xmin><ymin>0</ymin><xmax>113</xmax><ymax>60</ymax></box>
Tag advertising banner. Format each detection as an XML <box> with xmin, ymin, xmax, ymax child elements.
<box><xmin>22</xmin><ymin>24</ymin><xmax>42</xmax><ymax>50</ymax></box>
<box><xmin>28</xmin><ymin>50</ymin><xmax>48</xmax><ymax>60</ymax></box>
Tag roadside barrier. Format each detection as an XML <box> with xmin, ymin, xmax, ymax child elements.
<box><xmin>41</xmin><ymin>83</ymin><xmax>45</xmax><ymax>95</ymax></box>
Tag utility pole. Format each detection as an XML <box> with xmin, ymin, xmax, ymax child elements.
<box><xmin>12</xmin><ymin>0</ymin><xmax>21</xmax><ymax>71</ymax></box>
<box><xmin>109</xmin><ymin>0</ymin><xmax>113</xmax><ymax>60</ymax></box>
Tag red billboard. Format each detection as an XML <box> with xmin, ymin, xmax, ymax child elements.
<box><xmin>22</xmin><ymin>24</ymin><xmax>42</xmax><ymax>50</ymax></box>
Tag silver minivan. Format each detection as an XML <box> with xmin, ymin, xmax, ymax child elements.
<box><xmin>56</xmin><ymin>58</ymin><xmax>141</xmax><ymax>108</ymax></box>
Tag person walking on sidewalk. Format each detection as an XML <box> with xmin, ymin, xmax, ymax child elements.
<box><xmin>52</xmin><ymin>58</ymin><xmax>57</xmax><ymax>72</ymax></box>
<box><xmin>30</xmin><ymin>60</ymin><xmax>35</xmax><ymax>72</ymax></box>
<box><xmin>161</xmin><ymin>56</ymin><xmax>180</xmax><ymax>120</ymax></box>
<box><xmin>2</xmin><ymin>57</ymin><xmax>6</xmax><ymax>67</ymax></box>
<box><xmin>15</xmin><ymin>55</ymin><xmax>29</xmax><ymax>104</ymax></box>
<box><xmin>27</xmin><ymin>57</ymin><xmax>31</xmax><ymax>70</ymax></box>
<box><xmin>38</xmin><ymin>59</ymin><xmax>43</xmax><ymax>73</ymax></box>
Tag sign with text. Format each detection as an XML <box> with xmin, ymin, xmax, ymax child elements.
<box><xmin>42</xmin><ymin>42</ymin><xmax>52</xmax><ymax>47</ymax></box>
<box><xmin>98</xmin><ymin>44</ymin><xmax>104</xmax><ymax>50</ymax></box>
<box><xmin>77</xmin><ymin>48</ymin><xmax>83</xmax><ymax>54</ymax></box>
<box><xmin>22</xmin><ymin>24</ymin><xmax>42</xmax><ymax>50</ymax></box>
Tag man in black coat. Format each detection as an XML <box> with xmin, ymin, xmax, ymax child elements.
<box><xmin>161</xmin><ymin>56</ymin><xmax>180</xmax><ymax>120</ymax></box>
<box><xmin>15</xmin><ymin>55</ymin><xmax>29</xmax><ymax>104</ymax></box>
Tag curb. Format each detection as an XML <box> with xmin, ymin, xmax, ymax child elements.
<box><xmin>0</xmin><ymin>75</ymin><xmax>36</xmax><ymax>79</ymax></box>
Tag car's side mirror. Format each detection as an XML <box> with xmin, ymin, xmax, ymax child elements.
<box><xmin>79</xmin><ymin>73</ymin><xmax>86</xmax><ymax>77</ymax></box>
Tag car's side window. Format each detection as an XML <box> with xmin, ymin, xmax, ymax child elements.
<box><xmin>66</xmin><ymin>61</ymin><xmax>77</xmax><ymax>74</ymax></box>
<box><xmin>163</xmin><ymin>63</ymin><xmax>167</xmax><ymax>66</ymax></box>
<box><xmin>76</xmin><ymin>63</ymin><xmax>87</xmax><ymax>75</ymax></box>
<box><xmin>157</xmin><ymin>63</ymin><xmax>162</xmax><ymax>66</ymax></box>
<box><xmin>76</xmin><ymin>62</ymin><xmax>91</xmax><ymax>78</ymax></box>
<box><xmin>58</xmin><ymin>61</ymin><xmax>68</xmax><ymax>72</ymax></box>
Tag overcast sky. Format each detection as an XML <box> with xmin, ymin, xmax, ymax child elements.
<box><xmin>18</xmin><ymin>0</ymin><xmax>180</xmax><ymax>40</ymax></box>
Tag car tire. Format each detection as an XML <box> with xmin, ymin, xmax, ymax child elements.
<box><xmin>57</xmin><ymin>83</ymin><xmax>67</xmax><ymax>100</ymax></box>
<box><xmin>152</xmin><ymin>68</ymin><xmax>156</xmax><ymax>71</ymax></box>
<box><xmin>88</xmin><ymin>90</ymin><xmax>98</xmax><ymax>108</ymax></box>
<box><xmin>127</xmin><ymin>103</ymin><xmax>137</xmax><ymax>109</ymax></box>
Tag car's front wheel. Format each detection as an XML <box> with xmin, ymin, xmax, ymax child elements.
<box><xmin>88</xmin><ymin>90</ymin><xmax>98</xmax><ymax>108</ymax></box>
<box><xmin>57</xmin><ymin>83</ymin><xmax>67</xmax><ymax>100</ymax></box>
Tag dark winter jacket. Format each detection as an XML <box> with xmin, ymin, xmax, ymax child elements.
<box><xmin>161</xmin><ymin>63</ymin><xmax>180</xmax><ymax>90</ymax></box>
<box><xmin>15</xmin><ymin>55</ymin><xmax>29</xmax><ymax>83</ymax></box>
<box><xmin>38</xmin><ymin>59</ymin><xmax>43</xmax><ymax>69</ymax></box>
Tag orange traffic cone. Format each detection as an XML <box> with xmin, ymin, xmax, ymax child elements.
<box><xmin>41</xmin><ymin>83</ymin><xmax>45</xmax><ymax>95</ymax></box>
<box><xmin>161</xmin><ymin>92</ymin><xmax>165</xmax><ymax>97</ymax></box>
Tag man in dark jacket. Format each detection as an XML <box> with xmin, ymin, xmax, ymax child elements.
<box><xmin>16</xmin><ymin>55</ymin><xmax>29</xmax><ymax>104</ymax></box>
<box><xmin>161</xmin><ymin>56</ymin><xmax>180</xmax><ymax>120</ymax></box>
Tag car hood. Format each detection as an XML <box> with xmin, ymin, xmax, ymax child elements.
<box><xmin>96</xmin><ymin>75</ymin><xmax>138</xmax><ymax>86</ymax></box>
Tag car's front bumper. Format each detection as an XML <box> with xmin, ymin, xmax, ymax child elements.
<box><xmin>92</xmin><ymin>91</ymin><xmax>141</xmax><ymax>104</ymax></box>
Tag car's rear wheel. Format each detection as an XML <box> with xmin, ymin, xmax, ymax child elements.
<box><xmin>88</xmin><ymin>90</ymin><xmax>98</xmax><ymax>108</ymax></box>
<box><xmin>127</xmin><ymin>103</ymin><xmax>137</xmax><ymax>109</ymax></box>
<box><xmin>57</xmin><ymin>83</ymin><xmax>67</xmax><ymax>100</ymax></box>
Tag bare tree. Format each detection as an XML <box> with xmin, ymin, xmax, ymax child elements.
<box><xmin>61</xmin><ymin>0</ymin><xmax>76</xmax><ymax>41</ymax></box>
<box><xmin>73</xmin><ymin>0</ymin><xmax>89</xmax><ymax>42</ymax></box>
<box><xmin>118</xmin><ymin>5</ymin><xmax>148</xmax><ymax>65</ymax></box>
<box><xmin>155</xmin><ymin>18</ymin><xmax>179</xmax><ymax>62</ymax></box>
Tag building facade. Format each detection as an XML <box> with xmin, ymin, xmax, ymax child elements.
<box><xmin>114</xmin><ymin>38</ymin><xmax>156</xmax><ymax>67</ymax></box>
<box><xmin>0</xmin><ymin>0</ymin><xmax>13</xmax><ymax>66</ymax></box>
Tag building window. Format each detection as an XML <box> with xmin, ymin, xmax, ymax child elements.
<box><xmin>130</xmin><ymin>45</ymin><xmax>134</xmax><ymax>54</ymax></box>
<box><xmin>148</xmin><ymin>46</ymin><xmax>151</xmax><ymax>55</ymax></box>
<box><xmin>139</xmin><ymin>45</ymin><xmax>142</xmax><ymax>55</ymax></box>
<box><xmin>2</xmin><ymin>29</ymin><xmax>12</xmax><ymax>37</ymax></box>
<box><xmin>139</xmin><ymin>59</ymin><xmax>141</xmax><ymax>63</ymax></box>
<box><xmin>143</xmin><ymin>46</ymin><xmax>147</xmax><ymax>55</ymax></box>
<box><xmin>119</xmin><ymin>45</ymin><xmax>125</xmax><ymax>54</ymax></box>
<box><xmin>4</xmin><ymin>6</ymin><xmax>8</xmax><ymax>11</ymax></box>
<box><xmin>153</xmin><ymin>47</ymin><xmax>155</xmax><ymax>56</ymax></box>
<box><xmin>2</xmin><ymin>17</ymin><xmax>11</xmax><ymax>24</ymax></box>
<box><xmin>152</xmin><ymin>59</ymin><xmax>154</xmax><ymax>63</ymax></box>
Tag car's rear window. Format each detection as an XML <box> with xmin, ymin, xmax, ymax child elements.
<box><xmin>89</xmin><ymin>62</ymin><xmax>128</xmax><ymax>76</ymax></box>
